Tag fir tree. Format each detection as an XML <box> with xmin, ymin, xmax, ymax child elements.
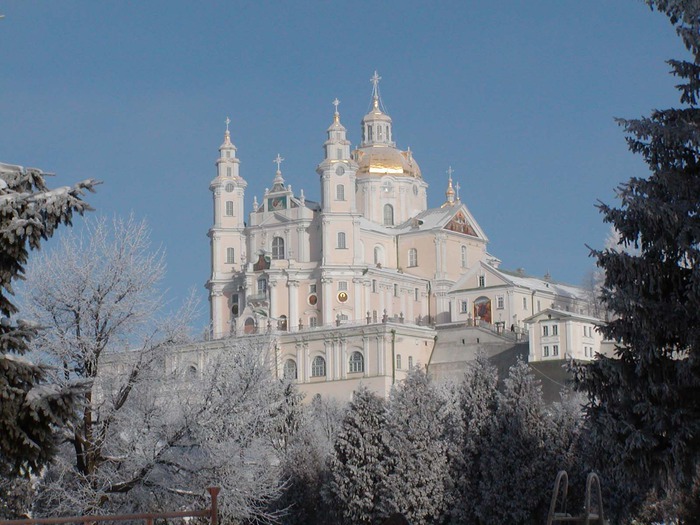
<box><xmin>384</xmin><ymin>368</ymin><xmax>451</xmax><ymax>525</ymax></box>
<box><xmin>0</xmin><ymin>162</ymin><xmax>96</xmax><ymax>477</ymax></box>
<box><xmin>574</xmin><ymin>0</ymin><xmax>700</xmax><ymax>504</ymax></box>
<box><xmin>328</xmin><ymin>387</ymin><xmax>390</xmax><ymax>525</ymax></box>
<box><xmin>476</xmin><ymin>360</ymin><xmax>554</xmax><ymax>525</ymax></box>
<box><xmin>451</xmin><ymin>353</ymin><xmax>499</xmax><ymax>525</ymax></box>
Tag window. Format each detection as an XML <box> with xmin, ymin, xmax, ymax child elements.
<box><xmin>337</xmin><ymin>148</ymin><xmax>342</xmax><ymax>160</ymax></box>
<box><xmin>311</xmin><ymin>356</ymin><xmax>326</xmax><ymax>377</ymax></box>
<box><xmin>543</xmin><ymin>346</ymin><xmax>550</xmax><ymax>357</ymax></box>
<box><xmin>543</xmin><ymin>325</ymin><xmax>549</xmax><ymax>336</ymax></box>
<box><xmin>523</xmin><ymin>297</ymin><xmax>528</xmax><ymax>309</ymax></box>
<box><xmin>408</xmin><ymin>356</ymin><xmax>413</xmax><ymax>368</ymax></box>
<box><xmin>461</xmin><ymin>246</ymin><xmax>467</xmax><ymax>268</ymax></box>
<box><xmin>378</xmin><ymin>126</ymin><xmax>383</xmax><ymax>140</ymax></box>
<box><xmin>226</xmin><ymin>167</ymin><xmax>232</xmax><ymax>177</ymax></box>
<box><xmin>337</xmin><ymin>232</ymin><xmax>346</xmax><ymax>249</ymax></box>
<box><xmin>283</xmin><ymin>359</ymin><xmax>297</xmax><ymax>380</ymax></box>
<box><xmin>310</xmin><ymin>283</ymin><xmax>317</xmax><ymax>294</ymax></box>
<box><xmin>396</xmin><ymin>354</ymin><xmax>402</xmax><ymax>369</ymax></box>
<box><xmin>226</xmin><ymin>247</ymin><xmax>235</xmax><ymax>264</ymax></box>
<box><xmin>553</xmin><ymin>345</ymin><xmax>559</xmax><ymax>356</ymax></box>
<box><xmin>349</xmin><ymin>352</ymin><xmax>364</xmax><ymax>373</ymax></box>
<box><xmin>496</xmin><ymin>295</ymin><xmax>504</xmax><ymax>309</ymax></box>
<box><xmin>309</xmin><ymin>317</ymin><xmax>317</xmax><ymax>328</ymax></box>
<box><xmin>415</xmin><ymin>288</ymin><xmax>419</xmax><ymax>301</ymax></box>
<box><xmin>336</xmin><ymin>184</ymin><xmax>345</xmax><ymax>201</ymax></box>
<box><xmin>368</xmin><ymin>125</ymin><xmax>373</xmax><ymax>141</ymax></box>
<box><xmin>552</xmin><ymin>325</ymin><xmax>558</xmax><ymax>336</ymax></box>
<box><xmin>338</xmin><ymin>281</ymin><xmax>348</xmax><ymax>291</ymax></box>
<box><xmin>408</xmin><ymin>248</ymin><xmax>418</xmax><ymax>267</ymax></box>
<box><xmin>225</xmin><ymin>201</ymin><xmax>234</xmax><ymax>216</ymax></box>
<box><xmin>257</xmin><ymin>278</ymin><xmax>267</xmax><ymax>294</ymax></box>
<box><xmin>372</xmin><ymin>279</ymin><xmax>377</xmax><ymax>293</ymax></box>
<box><xmin>478</xmin><ymin>275</ymin><xmax>485</xmax><ymax>288</ymax></box>
<box><xmin>272</xmin><ymin>236</ymin><xmax>285</xmax><ymax>259</ymax></box>
<box><xmin>231</xmin><ymin>294</ymin><xmax>239</xmax><ymax>316</ymax></box>
<box><xmin>394</xmin><ymin>283</ymin><xmax>398</xmax><ymax>297</ymax></box>
<box><xmin>383</xmin><ymin>204</ymin><xmax>394</xmax><ymax>226</ymax></box>
<box><xmin>226</xmin><ymin>151</ymin><xmax>230</xmax><ymax>158</ymax></box>
<box><xmin>461</xmin><ymin>300</ymin><xmax>468</xmax><ymax>313</ymax></box>
<box><xmin>386</xmin><ymin>125</ymin><xmax>390</xmax><ymax>141</ymax></box>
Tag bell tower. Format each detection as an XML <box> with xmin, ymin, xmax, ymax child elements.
<box><xmin>206</xmin><ymin>118</ymin><xmax>247</xmax><ymax>338</ymax></box>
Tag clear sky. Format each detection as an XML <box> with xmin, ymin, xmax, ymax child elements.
<box><xmin>0</xmin><ymin>1</ymin><xmax>688</xmax><ymax>333</ymax></box>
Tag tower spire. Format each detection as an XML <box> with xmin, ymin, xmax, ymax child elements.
<box><xmin>370</xmin><ymin>70</ymin><xmax>382</xmax><ymax>110</ymax></box>
<box><xmin>271</xmin><ymin>153</ymin><xmax>285</xmax><ymax>191</ymax></box>
<box><xmin>443</xmin><ymin>166</ymin><xmax>456</xmax><ymax>207</ymax></box>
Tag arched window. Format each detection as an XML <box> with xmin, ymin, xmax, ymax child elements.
<box><xmin>336</xmin><ymin>184</ymin><xmax>345</xmax><ymax>201</ymax></box>
<box><xmin>272</xmin><ymin>236</ymin><xmax>285</xmax><ymax>260</ymax></box>
<box><xmin>278</xmin><ymin>315</ymin><xmax>288</xmax><ymax>331</ymax></box>
<box><xmin>396</xmin><ymin>354</ymin><xmax>402</xmax><ymax>369</ymax></box>
<box><xmin>368</xmin><ymin>125</ymin><xmax>373</xmax><ymax>142</ymax></box>
<box><xmin>408</xmin><ymin>248</ymin><xmax>418</xmax><ymax>267</ymax></box>
<box><xmin>337</xmin><ymin>232</ymin><xmax>346</xmax><ymax>249</ymax></box>
<box><xmin>283</xmin><ymin>359</ymin><xmax>297</xmax><ymax>380</ymax></box>
<box><xmin>225</xmin><ymin>201</ymin><xmax>234</xmax><ymax>216</ymax></box>
<box><xmin>461</xmin><ymin>245</ymin><xmax>467</xmax><ymax>268</ymax></box>
<box><xmin>226</xmin><ymin>167</ymin><xmax>232</xmax><ymax>177</ymax></box>
<box><xmin>226</xmin><ymin>247</ymin><xmax>235</xmax><ymax>264</ymax></box>
<box><xmin>349</xmin><ymin>351</ymin><xmax>364</xmax><ymax>373</ymax></box>
<box><xmin>311</xmin><ymin>356</ymin><xmax>326</xmax><ymax>377</ymax></box>
<box><xmin>257</xmin><ymin>278</ymin><xmax>267</xmax><ymax>294</ymax></box>
<box><xmin>244</xmin><ymin>317</ymin><xmax>256</xmax><ymax>334</ymax></box>
<box><xmin>383</xmin><ymin>204</ymin><xmax>394</xmax><ymax>226</ymax></box>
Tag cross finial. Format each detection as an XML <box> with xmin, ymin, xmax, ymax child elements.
<box><xmin>225</xmin><ymin>117</ymin><xmax>230</xmax><ymax>133</ymax></box>
<box><xmin>333</xmin><ymin>98</ymin><xmax>340</xmax><ymax>114</ymax></box>
<box><xmin>447</xmin><ymin>166</ymin><xmax>454</xmax><ymax>179</ymax></box>
<box><xmin>455</xmin><ymin>182</ymin><xmax>461</xmax><ymax>200</ymax></box>
<box><xmin>274</xmin><ymin>153</ymin><xmax>284</xmax><ymax>172</ymax></box>
<box><xmin>370</xmin><ymin>70</ymin><xmax>381</xmax><ymax>99</ymax></box>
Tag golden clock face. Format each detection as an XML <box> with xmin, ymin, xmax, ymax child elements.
<box><xmin>337</xmin><ymin>291</ymin><xmax>348</xmax><ymax>303</ymax></box>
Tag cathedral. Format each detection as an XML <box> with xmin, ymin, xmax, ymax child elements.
<box><xmin>202</xmin><ymin>73</ymin><xmax>603</xmax><ymax>399</ymax></box>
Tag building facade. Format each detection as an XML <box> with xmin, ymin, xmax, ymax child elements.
<box><xmin>204</xmin><ymin>74</ymin><xmax>604</xmax><ymax>400</ymax></box>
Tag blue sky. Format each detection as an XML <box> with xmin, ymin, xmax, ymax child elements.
<box><xmin>0</xmin><ymin>1</ymin><xmax>688</xmax><ymax>332</ymax></box>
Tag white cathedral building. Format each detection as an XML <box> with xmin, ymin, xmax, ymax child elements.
<box><xmin>201</xmin><ymin>73</ymin><xmax>603</xmax><ymax>399</ymax></box>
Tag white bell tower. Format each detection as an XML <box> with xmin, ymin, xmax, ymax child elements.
<box><xmin>206</xmin><ymin>118</ymin><xmax>247</xmax><ymax>338</ymax></box>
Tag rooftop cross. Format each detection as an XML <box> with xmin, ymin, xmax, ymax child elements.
<box><xmin>225</xmin><ymin>116</ymin><xmax>230</xmax><ymax>133</ymax></box>
<box><xmin>333</xmin><ymin>98</ymin><xmax>340</xmax><ymax>114</ymax></box>
<box><xmin>274</xmin><ymin>153</ymin><xmax>284</xmax><ymax>172</ymax></box>
<box><xmin>447</xmin><ymin>166</ymin><xmax>454</xmax><ymax>179</ymax></box>
<box><xmin>455</xmin><ymin>182</ymin><xmax>461</xmax><ymax>200</ymax></box>
<box><xmin>371</xmin><ymin>70</ymin><xmax>382</xmax><ymax>100</ymax></box>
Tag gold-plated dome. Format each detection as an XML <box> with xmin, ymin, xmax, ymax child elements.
<box><xmin>354</xmin><ymin>146</ymin><xmax>422</xmax><ymax>178</ymax></box>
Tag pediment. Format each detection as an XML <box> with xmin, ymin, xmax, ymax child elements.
<box><xmin>443</xmin><ymin>210</ymin><xmax>478</xmax><ymax>237</ymax></box>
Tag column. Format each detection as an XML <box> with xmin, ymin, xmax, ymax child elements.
<box><xmin>363</xmin><ymin>336</ymin><xmax>370</xmax><ymax>377</ymax></box>
<box><xmin>322</xmin><ymin>277</ymin><xmax>333</xmax><ymax>326</ymax></box>
<box><xmin>288</xmin><ymin>281</ymin><xmax>299</xmax><ymax>332</ymax></box>
<box><xmin>353</xmin><ymin>278</ymin><xmax>363</xmax><ymax>321</ymax></box>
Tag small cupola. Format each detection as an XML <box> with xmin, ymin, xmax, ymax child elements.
<box><xmin>360</xmin><ymin>71</ymin><xmax>394</xmax><ymax>147</ymax></box>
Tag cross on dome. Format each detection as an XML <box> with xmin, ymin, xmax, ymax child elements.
<box><xmin>446</xmin><ymin>166</ymin><xmax>454</xmax><ymax>179</ymax></box>
<box><xmin>333</xmin><ymin>98</ymin><xmax>340</xmax><ymax>114</ymax></box>
<box><xmin>225</xmin><ymin>116</ymin><xmax>231</xmax><ymax>133</ymax></box>
<box><xmin>455</xmin><ymin>182</ymin><xmax>461</xmax><ymax>201</ymax></box>
<box><xmin>274</xmin><ymin>153</ymin><xmax>284</xmax><ymax>173</ymax></box>
<box><xmin>371</xmin><ymin>70</ymin><xmax>382</xmax><ymax>98</ymax></box>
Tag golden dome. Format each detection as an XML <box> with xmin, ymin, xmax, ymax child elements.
<box><xmin>354</xmin><ymin>146</ymin><xmax>422</xmax><ymax>178</ymax></box>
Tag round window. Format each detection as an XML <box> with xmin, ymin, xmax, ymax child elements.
<box><xmin>225</xmin><ymin>183</ymin><xmax>234</xmax><ymax>193</ymax></box>
<box><xmin>335</xmin><ymin>164</ymin><xmax>345</xmax><ymax>176</ymax></box>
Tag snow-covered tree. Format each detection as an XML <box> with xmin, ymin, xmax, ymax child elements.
<box><xmin>276</xmin><ymin>396</ymin><xmax>346</xmax><ymax>525</ymax></box>
<box><xmin>0</xmin><ymin>162</ymin><xmax>96</xmax><ymax>478</ymax></box>
<box><xmin>574</xmin><ymin>0</ymin><xmax>700</xmax><ymax>506</ymax></box>
<box><xmin>384</xmin><ymin>368</ymin><xmax>451</xmax><ymax>525</ymax></box>
<box><xmin>35</xmin><ymin>335</ymin><xmax>288</xmax><ymax>523</ymax></box>
<box><xmin>451</xmin><ymin>354</ymin><xmax>499</xmax><ymax>525</ymax></box>
<box><xmin>476</xmin><ymin>360</ymin><xmax>556</xmax><ymax>525</ymax></box>
<box><xmin>328</xmin><ymin>387</ymin><xmax>391</xmax><ymax>525</ymax></box>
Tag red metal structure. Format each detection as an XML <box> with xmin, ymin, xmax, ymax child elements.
<box><xmin>0</xmin><ymin>487</ymin><xmax>220</xmax><ymax>525</ymax></box>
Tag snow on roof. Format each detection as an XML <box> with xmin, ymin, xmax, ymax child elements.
<box><xmin>497</xmin><ymin>267</ymin><xmax>589</xmax><ymax>300</ymax></box>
